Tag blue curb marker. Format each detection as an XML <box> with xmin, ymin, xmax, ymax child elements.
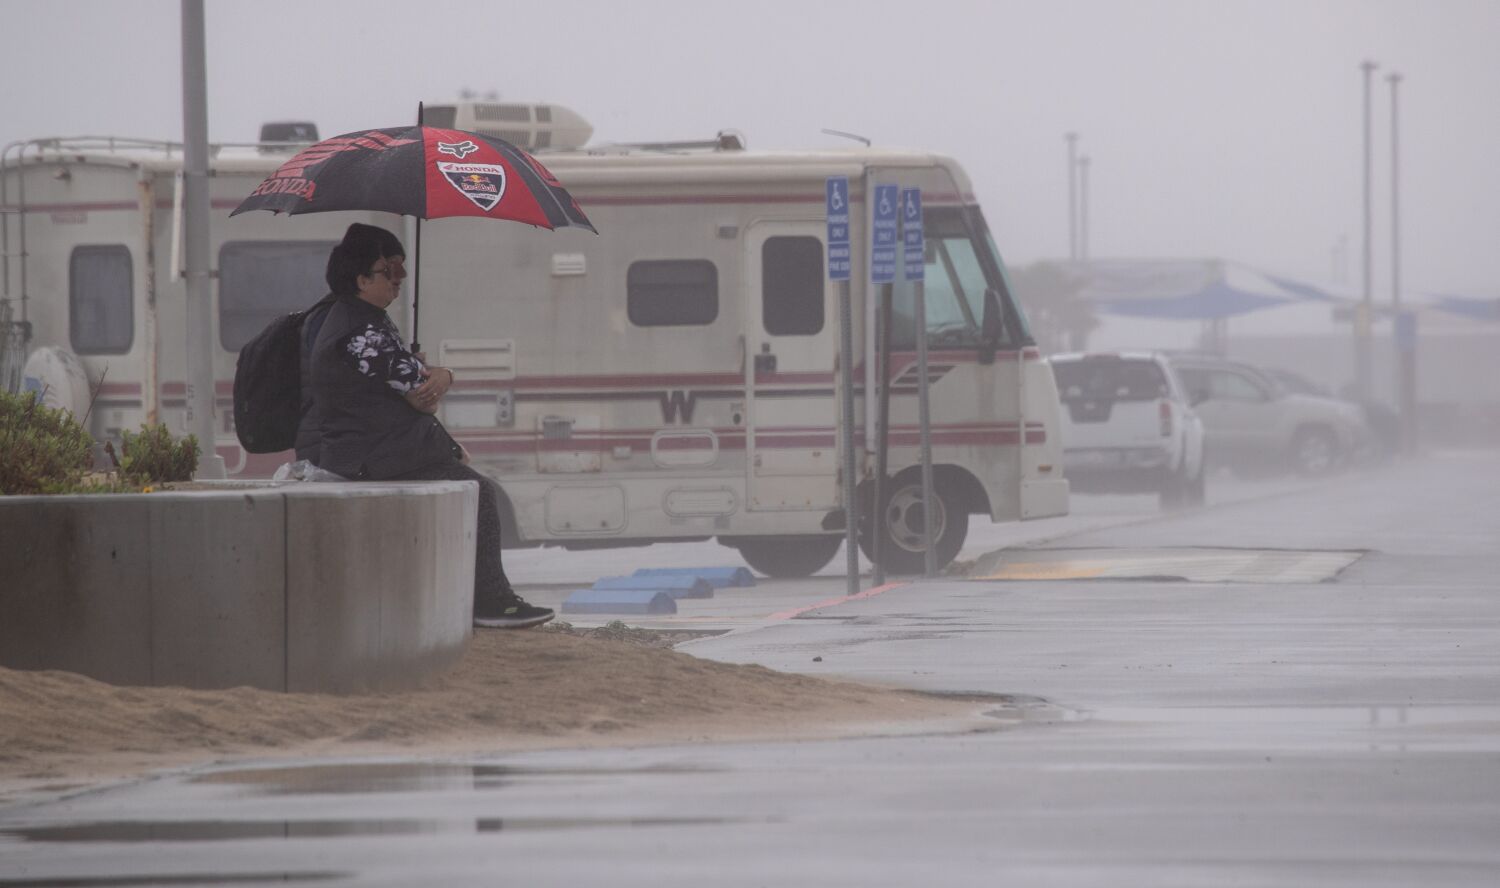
<box><xmin>630</xmin><ymin>566</ymin><xmax>755</xmax><ymax>588</ymax></box>
<box><xmin>592</xmin><ymin>575</ymin><xmax>713</xmax><ymax>599</ymax></box>
<box><xmin>561</xmin><ymin>589</ymin><xmax>677</xmax><ymax>615</ymax></box>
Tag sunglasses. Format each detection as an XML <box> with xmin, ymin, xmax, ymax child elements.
<box><xmin>366</xmin><ymin>258</ymin><xmax>406</xmax><ymax>280</ymax></box>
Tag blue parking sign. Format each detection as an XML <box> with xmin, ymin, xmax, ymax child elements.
<box><xmin>901</xmin><ymin>188</ymin><xmax>924</xmax><ymax>281</ymax></box>
<box><xmin>870</xmin><ymin>184</ymin><xmax>899</xmax><ymax>284</ymax></box>
<box><xmin>826</xmin><ymin>177</ymin><xmax>851</xmax><ymax>281</ymax></box>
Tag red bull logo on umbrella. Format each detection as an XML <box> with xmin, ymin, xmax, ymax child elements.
<box><xmin>437</xmin><ymin>161</ymin><xmax>507</xmax><ymax>211</ymax></box>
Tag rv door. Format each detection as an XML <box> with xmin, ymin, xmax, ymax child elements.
<box><xmin>742</xmin><ymin>221</ymin><xmax>840</xmax><ymax>512</ymax></box>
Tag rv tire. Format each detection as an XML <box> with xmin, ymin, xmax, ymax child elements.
<box><xmin>735</xmin><ymin>535</ymin><xmax>842</xmax><ymax>579</ymax></box>
<box><xmin>860</xmin><ymin>472</ymin><xmax>968</xmax><ymax>576</ymax></box>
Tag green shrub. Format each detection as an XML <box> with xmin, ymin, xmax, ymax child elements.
<box><xmin>1</xmin><ymin>390</ymin><xmax>199</xmax><ymax>494</ymax></box>
<box><xmin>0</xmin><ymin>390</ymin><xmax>95</xmax><ymax>495</ymax></box>
<box><xmin>119</xmin><ymin>423</ymin><xmax>198</xmax><ymax>485</ymax></box>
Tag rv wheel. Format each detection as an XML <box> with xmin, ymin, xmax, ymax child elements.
<box><xmin>860</xmin><ymin>474</ymin><xmax>968</xmax><ymax>576</ymax></box>
<box><xmin>736</xmin><ymin>535</ymin><xmax>842</xmax><ymax>579</ymax></box>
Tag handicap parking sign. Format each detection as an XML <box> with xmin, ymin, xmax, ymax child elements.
<box><xmin>901</xmin><ymin>188</ymin><xmax>924</xmax><ymax>281</ymax></box>
<box><xmin>826</xmin><ymin>177</ymin><xmax>850</xmax><ymax>281</ymax></box>
<box><xmin>870</xmin><ymin>184</ymin><xmax>898</xmax><ymax>284</ymax></box>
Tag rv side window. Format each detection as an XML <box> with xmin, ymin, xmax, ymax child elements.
<box><xmin>219</xmin><ymin>241</ymin><xmax>339</xmax><ymax>351</ymax></box>
<box><xmin>69</xmin><ymin>245</ymin><xmax>133</xmax><ymax>355</ymax></box>
<box><xmin>627</xmin><ymin>260</ymin><xmax>718</xmax><ymax>327</ymax></box>
<box><xmin>762</xmin><ymin>236</ymin><xmax>824</xmax><ymax>336</ymax></box>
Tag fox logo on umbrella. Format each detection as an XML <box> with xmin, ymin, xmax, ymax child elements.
<box><xmin>436</xmin><ymin>139</ymin><xmax>480</xmax><ymax>159</ymax></box>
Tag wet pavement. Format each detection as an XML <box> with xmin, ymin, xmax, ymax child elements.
<box><xmin>3</xmin><ymin>454</ymin><xmax>1498</xmax><ymax>886</ymax></box>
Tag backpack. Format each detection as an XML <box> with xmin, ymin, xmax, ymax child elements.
<box><xmin>232</xmin><ymin>295</ymin><xmax>336</xmax><ymax>454</ymax></box>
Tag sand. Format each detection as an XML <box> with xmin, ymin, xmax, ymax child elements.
<box><xmin>0</xmin><ymin>623</ymin><xmax>977</xmax><ymax>801</ymax></box>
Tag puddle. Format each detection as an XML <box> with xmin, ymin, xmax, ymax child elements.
<box><xmin>912</xmin><ymin>691</ymin><xmax>1085</xmax><ymax>726</ymax></box>
<box><xmin>1087</xmin><ymin>704</ymin><xmax>1500</xmax><ymax>727</ymax></box>
<box><xmin>0</xmin><ymin>874</ymin><xmax>343</xmax><ymax>886</ymax></box>
<box><xmin>191</xmin><ymin>761</ymin><xmax>725</xmax><ymax>796</ymax></box>
<box><xmin>0</xmin><ymin>815</ymin><xmax>745</xmax><ymax>844</ymax></box>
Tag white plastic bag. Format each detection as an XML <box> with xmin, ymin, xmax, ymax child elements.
<box><xmin>272</xmin><ymin>459</ymin><xmax>348</xmax><ymax>483</ymax></box>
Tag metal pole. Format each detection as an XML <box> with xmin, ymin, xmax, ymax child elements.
<box><xmin>1065</xmin><ymin>133</ymin><xmax>1078</xmax><ymax>261</ymax></box>
<box><xmin>1078</xmin><ymin>155</ymin><xmax>1091</xmax><ymax>262</ymax></box>
<box><xmin>411</xmin><ymin>103</ymin><xmax>424</xmax><ymax>354</ymax></box>
<box><xmin>181</xmin><ymin>0</ymin><xmax>224</xmax><ymax>478</ymax></box>
<box><xmin>1357</xmin><ymin>59</ymin><xmax>1378</xmax><ymax>402</ymax></box>
<box><xmin>871</xmin><ymin>282</ymin><xmax>893</xmax><ymax>586</ymax></box>
<box><xmin>1388</xmin><ymin>74</ymin><xmax>1402</xmax><ymax>320</ymax></box>
<box><xmin>915</xmin><ymin>277</ymin><xmax>935</xmax><ymax>577</ymax></box>
<box><xmin>1389</xmin><ymin>71</ymin><xmax>1416</xmax><ymax>455</ymax></box>
<box><xmin>837</xmin><ymin>277</ymin><xmax>860</xmax><ymax>598</ymax></box>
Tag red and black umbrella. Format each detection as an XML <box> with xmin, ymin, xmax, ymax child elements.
<box><xmin>231</xmin><ymin>124</ymin><xmax>595</xmax><ymax>347</ymax></box>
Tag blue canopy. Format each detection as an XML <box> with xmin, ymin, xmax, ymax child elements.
<box><xmin>1063</xmin><ymin>260</ymin><xmax>1334</xmax><ymax>321</ymax></box>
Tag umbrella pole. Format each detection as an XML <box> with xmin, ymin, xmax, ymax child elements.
<box><xmin>411</xmin><ymin>101</ymin><xmax>424</xmax><ymax>356</ymax></box>
<box><xmin>411</xmin><ymin>215</ymin><xmax>422</xmax><ymax>355</ymax></box>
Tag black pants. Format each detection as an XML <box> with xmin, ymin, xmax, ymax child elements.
<box><xmin>390</xmin><ymin>460</ymin><xmax>513</xmax><ymax>606</ymax></box>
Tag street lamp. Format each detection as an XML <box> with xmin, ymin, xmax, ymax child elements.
<box><xmin>1066</xmin><ymin>132</ymin><xmax>1079</xmax><ymax>261</ymax></box>
<box><xmin>1388</xmin><ymin>70</ymin><xmax>1417</xmax><ymax>454</ymax></box>
<box><xmin>1078</xmin><ymin>155</ymin><xmax>1091</xmax><ymax>261</ymax></box>
<box><xmin>1357</xmin><ymin>59</ymin><xmax>1378</xmax><ymax>401</ymax></box>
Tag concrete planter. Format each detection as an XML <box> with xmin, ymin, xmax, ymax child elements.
<box><xmin>0</xmin><ymin>480</ymin><xmax>476</xmax><ymax>693</ymax></box>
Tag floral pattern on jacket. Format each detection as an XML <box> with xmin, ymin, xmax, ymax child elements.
<box><xmin>340</xmin><ymin>316</ymin><xmax>425</xmax><ymax>393</ymax></box>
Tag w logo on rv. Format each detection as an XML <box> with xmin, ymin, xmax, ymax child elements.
<box><xmin>658</xmin><ymin>390</ymin><xmax>697</xmax><ymax>424</ymax></box>
<box><xmin>436</xmin><ymin>140</ymin><xmax>480</xmax><ymax>159</ymax></box>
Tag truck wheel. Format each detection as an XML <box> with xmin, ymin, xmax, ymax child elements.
<box><xmin>1290</xmin><ymin>427</ymin><xmax>1338</xmax><ymax>476</ymax></box>
<box><xmin>1158</xmin><ymin>473</ymin><xmax>1184</xmax><ymax>510</ymax></box>
<box><xmin>1187</xmin><ymin>464</ymin><xmax>1207</xmax><ymax>506</ymax></box>
<box><xmin>737</xmin><ymin>535</ymin><xmax>842</xmax><ymax>579</ymax></box>
<box><xmin>860</xmin><ymin>474</ymin><xmax>968</xmax><ymax>576</ymax></box>
<box><xmin>1159</xmin><ymin>464</ymin><xmax>1206</xmax><ymax>510</ymax></box>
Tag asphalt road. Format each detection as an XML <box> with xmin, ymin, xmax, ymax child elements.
<box><xmin>2</xmin><ymin>453</ymin><xmax>1497</xmax><ymax>886</ymax></box>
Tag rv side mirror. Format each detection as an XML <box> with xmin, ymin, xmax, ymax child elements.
<box><xmin>978</xmin><ymin>287</ymin><xmax>1003</xmax><ymax>365</ymax></box>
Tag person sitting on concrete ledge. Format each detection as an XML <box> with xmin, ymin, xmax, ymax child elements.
<box><xmin>305</xmin><ymin>223</ymin><xmax>553</xmax><ymax>630</ymax></box>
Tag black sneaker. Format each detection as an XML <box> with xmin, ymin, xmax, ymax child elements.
<box><xmin>474</xmin><ymin>594</ymin><xmax>554</xmax><ymax>629</ymax></box>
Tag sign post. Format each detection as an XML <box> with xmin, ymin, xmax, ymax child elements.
<box><xmin>902</xmin><ymin>188</ymin><xmax>936</xmax><ymax>577</ymax></box>
<box><xmin>826</xmin><ymin>177</ymin><xmax>859</xmax><ymax>597</ymax></box>
<box><xmin>869</xmin><ymin>184</ymin><xmax>898</xmax><ymax>584</ymax></box>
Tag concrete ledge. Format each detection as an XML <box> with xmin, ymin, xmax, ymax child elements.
<box><xmin>0</xmin><ymin>480</ymin><xmax>477</xmax><ymax>693</ymax></box>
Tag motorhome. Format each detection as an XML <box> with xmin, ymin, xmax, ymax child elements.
<box><xmin>1</xmin><ymin>103</ymin><xmax>1068</xmax><ymax>575</ymax></box>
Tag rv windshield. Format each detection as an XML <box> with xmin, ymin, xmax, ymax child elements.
<box><xmin>891</xmin><ymin>207</ymin><xmax>1028</xmax><ymax>350</ymax></box>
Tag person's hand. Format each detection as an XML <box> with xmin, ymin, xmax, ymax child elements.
<box><xmin>412</xmin><ymin>366</ymin><xmax>454</xmax><ymax>410</ymax></box>
<box><xmin>404</xmin><ymin>367</ymin><xmax>450</xmax><ymax>414</ymax></box>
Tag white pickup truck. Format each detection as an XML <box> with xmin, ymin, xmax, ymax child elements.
<box><xmin>1051</xmin><ymin>351</ymin><xmax>1206</xmax><ymax>509</ymax></box>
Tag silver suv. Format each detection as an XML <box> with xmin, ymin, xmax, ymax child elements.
<box><xmin>1051</xmin><ymin>352</ymin><xmax>1206</xmax><ymax>509</ymax></box>
<box><xmin>1168</xmin><ymin>355</ymin><xmax>1373</xmax><ymax>476</ymax></box>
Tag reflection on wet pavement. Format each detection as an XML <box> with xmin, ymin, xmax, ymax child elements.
<box><xmin>0</xmin><ymin>874</ymin><xmax>344</xmax><ymax>887</ymax></box>
<box><xmin>2</xmin><ymin>815</ymin><xmax>747</xmax><ymax>844</ymax></box>
<box><xmin>190</xmin><ymin>760</ymin><xmax>726</xmax><ymax>796</ymax></box>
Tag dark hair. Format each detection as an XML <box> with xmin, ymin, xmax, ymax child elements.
<box><xmin>325</xmin><ymin>223</ymin><xmax>405</xmax><ymax>296</ymax></box>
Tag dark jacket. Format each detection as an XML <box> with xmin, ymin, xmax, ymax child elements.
<box><xmin>293</xmin><ymin>295</ymin><xmax>337</xmax><ymax>464</ymax></box>
<box><xmin>307</xmin><ymin>294</ymin><xmax>459</xmax><ymax>480</ymax></box>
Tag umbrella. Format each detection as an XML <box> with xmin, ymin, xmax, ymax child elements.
<box><xmin>231</xmin><ymin>120</ymin><xmax>596</xmax><ymax>349</ymax></box>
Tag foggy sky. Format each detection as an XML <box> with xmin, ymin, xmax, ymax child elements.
<box><xmin>5</xmin><ymin>0</ymin><xmax>1497</xmax><ymax>297</ymax></box>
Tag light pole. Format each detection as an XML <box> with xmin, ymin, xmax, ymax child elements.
<box><xmin>1356</xmin><ymin>59</ymin><xmax>1378</xmax><ymax>402</ymax></box>
<box><xmin>1066</xmin><ymin>132</ymin><xmax>1079</xmax><ymax>261</ymax></box>
<box><xmin>1078</xmin><ymin>154</ymin><xmax>1091</xmax><ymax>261</ymax></box>
<box><xmin>181</xmin><ymin>0</ymin><xmax>224</xmax><ymax>478</ymax></box>
<box><xmin>1389</xmin><ymin>70</ymin><xmax>1417</xmax><ymax>454</ymax></box>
